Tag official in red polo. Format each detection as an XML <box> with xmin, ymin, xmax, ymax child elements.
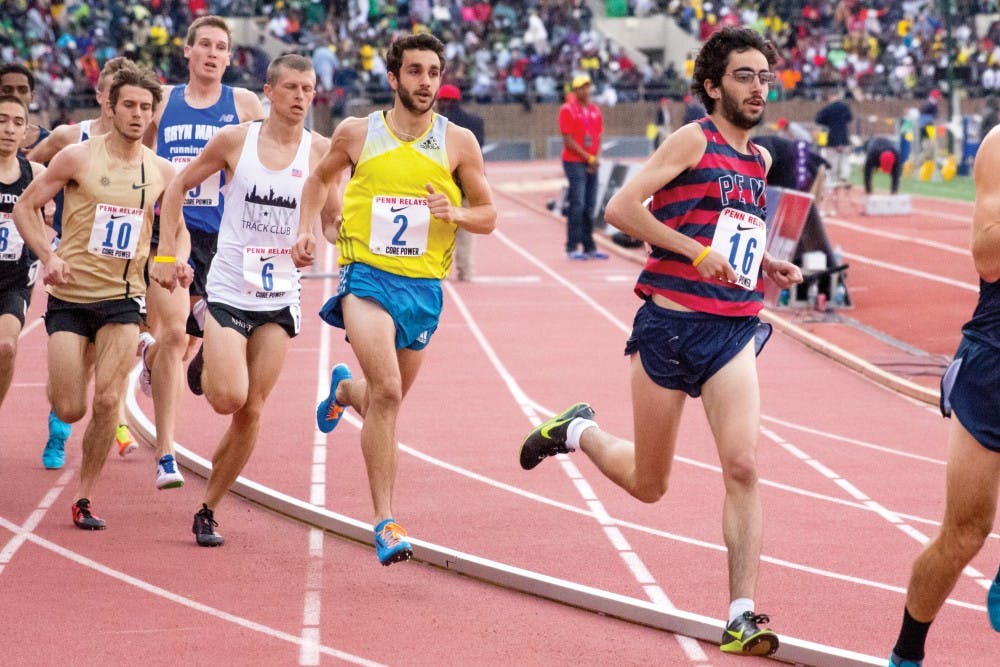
<box><xmin>558</xmin><ymin>74</ymin><xmax>607</xmax><ymax>260</ymax></box>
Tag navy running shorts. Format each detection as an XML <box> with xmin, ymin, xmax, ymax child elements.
<box><xmin>940</xmin><ymin>334</ymin><xmax>1000</xmax><ymax>452</ymax></box>
<box><xmin>624</xmin><ymin>299</ymin><xmax>769</xmax><ymax>398</ymax></box>
<box><xmin>319</xmin><ymin>262</ymin><xmax>442</xmax><ymax>351</ymax></box>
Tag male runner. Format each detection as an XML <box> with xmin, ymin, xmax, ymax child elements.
<box><xmin>154</xmin><ymin>54</ymin><xmax>335</xmax><ymax>546</ymax></box>
<box><xmin>0</xmin><ymin>63</ymin><xmax>50</xmax><ymax>153</ymax></box>
<box><xmin>29</xmin><ymin>57</ymin><xmax>144</xmax><ymax>468</ymax></box>
<box><xmin>520</xmin><ymin>27</ymin><xmax>801</xmax><ymax>656</ymax></box>
<box><xmin>142</xmin><ymin>15</ymin><xmax>264</xmax><ymax>490</ymax></box>
<box><xmin>0</xmin><ymin>96</ymin><xmax>44</xmax><ymax>413</ymax></box>
<box><xmin>295</xmin><ymin>33</ymin><xmax>496</xmax><ymax>565</ymax></box>
<box><xmin>13</xmin><ymin>65</ymin><xmax>174</xmax><ymax>529</ymax></box>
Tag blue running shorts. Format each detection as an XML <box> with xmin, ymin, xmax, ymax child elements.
<box><xmin>940</xmin><ymin>334</ymin><xmax>1000</xmax><ymax>452</ymax></box>
<box><xmin>624</xmin><ymin>299</ymin><xmax>769</xmax><ymax>398</ymax></box>
<box><xmin>319</xmin><ymin>262</ymin><xmax>442</xmax><ymax>351</ymax></box>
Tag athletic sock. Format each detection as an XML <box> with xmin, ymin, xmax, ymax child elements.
<box><xmin>566</xmin><ymin>418</ymin><xmax>597</xmax><ymax>449</ymax></box>
<box><xmin>892</xmin><ymin>606</ymin><xmax>931</xmax><ymax>661</ymax></box>
<box><xmin>728</xmin><ymin>598</ymin><xmax>754</xmax><ymax>624</ymax></box>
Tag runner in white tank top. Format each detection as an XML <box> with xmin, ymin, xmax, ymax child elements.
<box><xmin>207</xmin><ymin>120</ymin><xmax>311</xmax><ymax>311</ymax></box>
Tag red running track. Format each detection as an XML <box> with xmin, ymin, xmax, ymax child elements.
<box><xmin>1</xmin><ymin>161</ymin><xmax>997</xmax><ymax>666</ymax></box>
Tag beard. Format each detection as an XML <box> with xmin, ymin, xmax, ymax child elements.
<box><xmin>397</xmin><ymin>84</ymin><xmax>433</xmax><ymax>115</ymax></box>
<box><xmin>720</xmin><ymin>88</ymin><xmax>764</xmax><ymax>130</ymax></box>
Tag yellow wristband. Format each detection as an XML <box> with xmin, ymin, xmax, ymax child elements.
<box><xmin>587</xmin><ymin>155</ymin><xmax>596</xmax><ymax>164</ymax></box>
<box><xmin>691</xmin><ymin>246</ymin><xmax>711</xmax><ymax>267</ymax></box>
<box><xmin>153</xmin><ymin>255</ymin><xmax>176</xmax><ymax>264</ymax></box>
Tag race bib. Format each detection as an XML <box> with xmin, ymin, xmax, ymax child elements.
<box><xmin>0</xmin><ymin>212</ymin><xmax>24</xmax><ymax>261</ymax></box>
<box><xmin>88</xmin><ymin>204</ymin><xmax>143</xmax><ymax>259</ymax></box>
<box><xmin>369</xmin><ymin>195</ymin><xmax>430</xmax><ymax>257</ymax></box>
<box><xmin>173</xmin><ymin>155</ymin><xmax>221</xmax><ymax>207</ymax></box>
<box><xmin>710</xmin><ymin>207</ymin><xmax>766</xmax><ymax>291</ymax></box>
<box><xmin>243</xmin><ymin>246</ymin><xmax>296</xmax><ymax>298</ymax></box>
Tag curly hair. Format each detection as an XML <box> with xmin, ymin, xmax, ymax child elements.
<box><xmin>108</xmin><ymin>66</ymin><xmax>164</xmax><ymax>111</ymax></box>
<box><xmin>690</xmin><ymin>27</ymin><xmax>777</xmax><ymax>114</ymax></box>
<box><xmin>386</xmin><ymin>33</ymin><xmax>445</xmax><ymax>78</ymax></box>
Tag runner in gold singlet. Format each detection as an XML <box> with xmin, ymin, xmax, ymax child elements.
<box><xmin>13</xmin><ymin>66</ymin><xmax>176</xmax><ymax>531</ymax></box>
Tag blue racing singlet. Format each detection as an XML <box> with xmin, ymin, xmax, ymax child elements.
<box><xmin>156</xmin><ymin>85</ymin><xmax>240</xmax><ymax>234</ymax></box>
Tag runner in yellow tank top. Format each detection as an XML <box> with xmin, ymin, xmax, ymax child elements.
<box><xmin>293</xmin><ymin>32</ymin><xmax>496</xmax><ymax>565</ymax></box>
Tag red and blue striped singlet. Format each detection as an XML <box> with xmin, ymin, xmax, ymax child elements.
<box><xmin>635</xmin><ymin>118</ymin><xmax>768</xmax><ymax>317</ymax></box>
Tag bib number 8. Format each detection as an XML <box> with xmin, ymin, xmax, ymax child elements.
<box><xmin>0</xmin><ymin>226</ymin><xmax>7</xmax><ymax>252</ymax></box>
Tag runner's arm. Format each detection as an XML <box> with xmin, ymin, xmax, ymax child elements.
<box><xmin>430</xmin><ymin>125</ymin><xmax>495</xmax><ymax>235</ymax></box>
<box><xmin>972</xmin><ymin>128</ymin><xmax>1000</xmax><ymax>282</ymax></box>
<box><xmin>11</xmin><ymin>146</ymin><xmax>80</xmax><ymax>264</ymax></box>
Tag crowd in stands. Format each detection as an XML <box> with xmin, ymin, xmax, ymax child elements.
<box><xmin>3</xmin><ymin>0</ymin><xmax>1000</xmax><ymax>122</ymax></box>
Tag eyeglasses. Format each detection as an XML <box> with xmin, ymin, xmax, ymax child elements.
<box><xmin>726</xmin><ymin>70</ymin><xmax>777</xmax><ymax>85</ymax></box>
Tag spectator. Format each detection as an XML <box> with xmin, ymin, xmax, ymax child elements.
<box><xmin>863</xmin><ymin>137</ymin><xmax>903</xmax><ymax>195</ymax></box>
<box><xmin>682</xmin><ymin>93</ymin><xmax>707</xmax><ymax>124</ymax></box>
<box><xmin>558</xmin><ymin>74</ymin><xmax>607</xmax><ymax>261</ymax></box>
<box><xmin>815</xmin><ymin>88</ymin><xmax>853</xmax><ymax>184</ymax></box>
<box><xmin>983</xmin><ymin>95</ymin><xmax>1000</xmax><ymax>137</ymax></box>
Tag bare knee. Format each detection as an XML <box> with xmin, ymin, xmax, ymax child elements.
<box><xmin>939</xmin><ymin>518</ymin><xmax>991</xmax><ymax>564</ymax></box>
<box><xmin>366</xmin><ymin>379</ymin><xmax>403</xmax><ymax>413</ymax></box>
<box><xmin>207</xmin><ymin>387</ymin><xmax>247</xmax><ymax>416</ymax></box>
<box><xmin>721</xmin><ymin>454</ymin><xmax>759</xmax><ymax>490</ymax></box>
<box><xmin>154</xmin><ymin>320</ymin><xmax>188</xmax><ymax>355</ymax></box>
<box><xmin>633</xmin><ymin>479</ymin><xmax>669</xmax><ymax>504</ymax></box>
<box><xmin>0</xmin><ymin>338</ymin><xmax>16</xmax><ymax>365</ymax></box>
<box><xmin>91</xmin><ymin>389</ymin><xmax>121</xmax><ymax>420</ymax></box>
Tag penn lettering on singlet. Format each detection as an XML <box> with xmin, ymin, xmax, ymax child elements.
<box><xmin>0</xmin><ymin>154</ymin><xmax>38</xmax><ymax>292</ymax></box>
<box><xmin>206</xmin><ymin>121</ymin><xmax>311</xmax><ymax>311</ymax></box>
<box><xmin>54</xmin><ymin>134</ymin><xmax>163</xmax><ymax>303</ymax></box>
<box><xmin>337</xmin><ymin>111</ymin><xmax>462</xmax><ymax>279</ymax></box>
<box><xmin>157</xmin><ymin>84</ymin><xmax>239</xmax><ymax>234</ymax></box>
<box><xmin>635</xmin><ymin>117</ymin><xmax>768</xmax><ymax>317</ymax></box>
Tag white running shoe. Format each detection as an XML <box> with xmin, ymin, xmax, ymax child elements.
<box><xmin>156</xmin><ymin>454</ymin><xmax>185</xmax><ymax>490</ymax></box>
<box><xmin>137</xmin><ymin>332</ymin><xmax>155</xmax><ymax>397</ymax></box>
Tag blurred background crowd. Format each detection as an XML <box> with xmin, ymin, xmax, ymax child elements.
<box><xmin>3</xmin><ymin>0</ymin><xmax>1000</xmax><ymax>122</ymax></box>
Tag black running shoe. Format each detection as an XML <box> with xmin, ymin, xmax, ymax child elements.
<box><xmin>187</xmin><ymin>345</ymin><xmax>204</xmax><ymax>396</ymax></box>
<box><xmin>720</xmin><ymin>612</ymin><xmax>779</xmax><ymax>656</ymax></box>
<box><xmin>192</xmin><ymin>504</ymin><xmax>224</xmax><ymax>547</ymax></box>
<box><xmin>72</xmin><ymin>498</ymin><xmax>106</xmax><ymax>530</ymax></box>
<box><xmin>519</xmin><ymin>403</ymin><xmax>595</xmax><ymax>470</ymax></box>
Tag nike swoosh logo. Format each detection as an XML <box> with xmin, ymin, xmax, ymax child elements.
<box><xmin>110</xmin><ymin>214</ymin><xmax>128</xmax><ymax>220</ymax></box>
<box><xmin>736</xmin><ymin>223</ymin><xmax>756</xmax><ymax>231</ymax></box>
<box><xmin>540</xmin><ymin>417</ymin><xmax>572</xmax><ymax>440</ymax></box>
<box><xmin>390</xmin><ymin>206</ymin><xmax>408</xmax><ymax>213</ymax></box>
<box><xmin>132</xmin><ymin>182</ymin><xmax>152</xmax><ymax>190</ymax></box>
<box><xmin>259</xmin><ymin>255</ymin><xmax>277</xmax><ymax>262</ymax></box>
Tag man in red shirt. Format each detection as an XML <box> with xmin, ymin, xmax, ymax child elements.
<box><xmin>558</xmin><ymin>74</ymin><xmax>607</xmax><ymax>260</ymax></box>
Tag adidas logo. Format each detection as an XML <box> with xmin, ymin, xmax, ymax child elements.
<box><xmin>418</xmin><ymin>137</ymin><xmax>440</xmax><ymax>150</ymax></box>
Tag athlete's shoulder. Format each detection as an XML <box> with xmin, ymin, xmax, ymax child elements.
<box><xmin>233</xmin><ymin>87</ymin><xmax>264</xmax><ymax>122</ymax></box>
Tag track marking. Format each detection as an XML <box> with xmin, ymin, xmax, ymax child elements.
<box><xmin>841</xmin><ymin>251</ymin><xmax>978</xmax><ymax>291</ymax></box>
<box><xmin>299</xmin><ymin>242</ymin><xmax>338</xmax><ymax>666</ymax></box>
<box><xmin>0</xmin><ymin>469</ymin><xmax>73</xmax><ymax>575</ymax></box>
<box><xmin>0</xmin><ymin>515</ymin><xmax>384</xmax><ymax>666</ymax></box>
<box><xmin>823</xmin><ymin>217</ymin><xmax>971</xmax><ymax>255</ymax></box>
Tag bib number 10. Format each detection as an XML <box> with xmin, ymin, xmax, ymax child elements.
<box><xmin>102</xmin><ymin>219</ymin><xmax>133</xmax><ymax>251</ymax></box>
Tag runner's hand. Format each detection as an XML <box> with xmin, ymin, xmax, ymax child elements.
<box><xmin>291</xmin><ymin>233</ymin><xmax>315</xmax><ymax>268</ymax></box>
<box><xmin>42</xmin><ymin>255</ymin><xmax>71</xmax><ymax>286</ymax></box>
<box><xmin>764</xmin><ymin>258</ymin><xmax>803</xmax><ymax>289</ymax></box>
<box><xmin>426</xmin><ymin>183</ymin><xmax>452</xmax><ymax>222</ymax></box>
<box><xmin>694</xmin><ymin>250</ymin><xmax>738</xmax><ymax>283</ymax></box>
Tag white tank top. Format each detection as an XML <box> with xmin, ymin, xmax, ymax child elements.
<box><xmin>206</xmin><ymin>121</ymin><xmax>311</xmax><ymax>310</ymax></box>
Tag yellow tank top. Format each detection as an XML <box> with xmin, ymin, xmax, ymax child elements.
<box><xmin>54</xmin><ymin>134</ymin><xmax>163</xmax><ymax>302</ymax></box>
<box><xmin>338</xmin><ymin>111</ymin><xmax>462</xmax><ymax>279</ymax></box>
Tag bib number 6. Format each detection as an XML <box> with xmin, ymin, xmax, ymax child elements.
<box><xmin>727</xmin><ymin>233</ymin><xmax>758</xmax><ymax>274</ymax></box>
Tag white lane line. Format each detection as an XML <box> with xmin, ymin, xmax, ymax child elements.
<box><xmin>0</xmin><ymin>515</ymin><xmax>384</xmax><ymax>667</ymax></box>
<box><xmin>759</xmin><ymin>425</ymin><xmax>990</xmax><ymax>593</ymax></box>
<box><xmin>823</xmin><ymin>217</ymin><xmax>971</xmax><ymax>255</ymax></box>
<box><xmin>0</xmin><ymin>469</ymin><xmax>73</xmax><ymax>575</ymax></box>
<box><xmin>300</xmin><ymin>242</ymin><xmax>337</xmax><ymax>666</ymax></box>
<box><xmin>841</xmin><ymin>250</ymin><xmax>978</xmax><ymax>291</ymax></box>
<box><xmin>445</xmin><ymin>279</ymin><xmax>707</xmax><ymax>662</ymax></box>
